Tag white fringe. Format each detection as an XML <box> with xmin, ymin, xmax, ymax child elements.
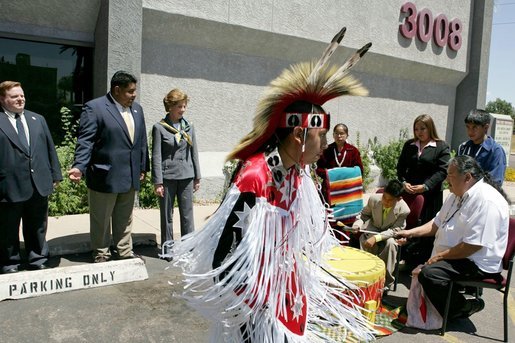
<box><xmin>168</xmin><ymin>169</ymin><xmax>376</xmax><ymax>342</ymax></box>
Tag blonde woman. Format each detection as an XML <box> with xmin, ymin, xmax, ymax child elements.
<box><xmin>151</xmin><ymin>89</ymin><xmax>200</xmax><ymax>255</ymax></box>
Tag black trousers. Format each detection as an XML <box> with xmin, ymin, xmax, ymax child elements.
<box><xmin>418</xmin><ymin>259</ymin><xmax>494</xmax><ymax>318</ymax></box>
<box><xmin>0</xmin><ymin>190</ymin><xmax>49</xmax><ymax>271</ymax></box>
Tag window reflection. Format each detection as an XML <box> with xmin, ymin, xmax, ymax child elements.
<box><xmin>0</xmin><ymin>37</ymin><xmax>93</xmax><ymax>144</ymax></box>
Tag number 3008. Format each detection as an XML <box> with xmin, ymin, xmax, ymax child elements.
<box><xmin>399</xmin><ymin>2</ymin><xmax>462</xmax><ymax>51</ymax></box>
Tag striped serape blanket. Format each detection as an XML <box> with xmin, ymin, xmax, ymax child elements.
<box><xmin>326</xmin><ymin>166</ymin><xmax>364</xmax><ymax>224</ymax></box>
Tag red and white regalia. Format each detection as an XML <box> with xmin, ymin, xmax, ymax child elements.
<box><xmin>170</xmin><ymin>147</ymin><xmax>375</xmax><ymax>342</ymax></box>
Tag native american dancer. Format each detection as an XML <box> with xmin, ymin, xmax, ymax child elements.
<box><xmin>165</xmin><ymin>27</ymin><xmax>376</xmax><ymax>342</ymax></box>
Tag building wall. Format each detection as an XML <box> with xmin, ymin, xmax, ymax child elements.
<box><xmin>0</xmin><ymin>0</ymin><xmax>492</xmax><ymax>200</ymax></box>
<box><xmin>0</xmin><ymin>0</ymin><xmax>100</xmax><ymax>44</ymax></box>
<box><xmin>140</xmin><ymin>0</ymin><xmax>482</xmax><ymax>199</ymax></box>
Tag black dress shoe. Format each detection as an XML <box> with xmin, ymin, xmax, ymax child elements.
<box><xmin>28</xmin><ymin>263</ymin><xmax>50</xmax><ymax>270</ymax></box>
<box><xmin>465</xmin><ymin>298</ymin><xmax>485</xmax><ymax>317</ymax></box>
<box><xmin>27</xmin><ymin>263</ymin><xmax>50</xmax><ymax>271</ymax></box>
<box><xmin>451</xmin><ymin>298</ymin><xmax>485</xmax><ymax>320</ymax></box>
<box><xmin>2</xmin><ymin>266</ymin><xmax>19</xmax><ymax>274</ymax></box>
<box><xmin>382</xmin><ymin>286</ymin><xmax>391</xmax><ymax>296</ymax></box>
<box><xmin>93</xmin><ymin>255</ymin><xmax>110</xmax><ymax>263</ymax></box>
<box><xmin>159</xmin><ymin>255</ymin><xmax>173</xmax><ymax>262</ymax></box>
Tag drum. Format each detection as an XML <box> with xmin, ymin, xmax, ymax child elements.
<box><xmin>323</xmin><ymin>246</ymin><xmax>386</xmax><ymax>320</ymax></box>
<box><xmin>325</xmin><ymin>166</ymin><xmax>363</xmax><ymax>225</ymax></box>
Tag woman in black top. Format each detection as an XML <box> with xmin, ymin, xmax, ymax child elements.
<box><xmin>397</xmin><ymin>114</ymin><xmax>450</xmax><ymax>265</ymax></box>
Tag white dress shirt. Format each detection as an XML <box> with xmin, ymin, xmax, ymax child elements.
<box><xmin>2</xmin><ymin>107</ymin><xmax>30</xmax><ymax>146</ymax></box>
<box><xmin>433</xmin><ymin>179</ymin><xmax>509</xmax><ymax>273</ymax></box>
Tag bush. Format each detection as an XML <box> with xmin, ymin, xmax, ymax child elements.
<box><xmin>138</xmin><ymin>173</ymin><xmax>159</xmax><ymax>208</ymax></box>
<box><xmin>136</xmin><ymin>131</ymin><xmax>159</xmax><ymax>209</ymax></box>
<box><xmin>506</xmin><ymin>167</ymin><xmax>515</xmax><ymax>182</ymax></box>
<box><xmin>370</xmin><ymin>129</ymin><xmax>409</xmax><ymax>181</ymax></box>
<box><xmin>355</xmin><ymin>132</ymin><xmax>373</xmax><ymax>190</ymax></box>
<box><xmin>48</xmin><ymin>107</ymin><xmax>89</xmax><ymax>216</ymax></box>
<box><xmin>217</xmin><ymin>159</ymin><xmax>239</xmax><ymax>200</ymax></box>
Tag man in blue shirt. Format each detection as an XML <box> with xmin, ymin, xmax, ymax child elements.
<box><xmin>457</xmin><ymin>109</ymin><xmax>506</xmax><ymax>186</ymax></box>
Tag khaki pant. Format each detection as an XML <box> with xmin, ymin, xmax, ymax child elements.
<box><xmin>359</xmin><ymin>234</ymin><xmax>398</xmax><ymax>288</ymax></box>
<box><xmin>88</xmin><ymin>188</ymin><xmax>135</xmax><ymax>258</ymax></box>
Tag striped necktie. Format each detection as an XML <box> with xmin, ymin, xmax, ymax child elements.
<box><xmin>15</xmin><ymin>113</ymin><xmax>29</xmax><ymax>152</ymax></box>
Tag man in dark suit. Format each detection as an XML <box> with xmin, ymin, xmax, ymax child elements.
<box><xmin>68</xmin><ymin>71</ymin><xmax>149</xmax><ymax>263</ymax></box>
<box><xmin>0</xmin><ymin>81</ymin><xmax>62</xmax><ymax>274</ymax></box>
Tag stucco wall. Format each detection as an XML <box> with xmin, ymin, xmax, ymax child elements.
<box><xmin>0</xmin><ymin>0</ymin><xmax>100</xmax><ymax>44</ymax></box>
<box><xmin>142</xmin><ymin>0</ymin><xmax>471</xmax><ymax>73</ymax></box>
<box><xmin>0</xmin><ymin>0</ymin><xmax>491</xmax><ymax>200</ymax></box>
<box><xmin>140</xmin><ymin>0</ymin><xmax>471</xmax><ymax>199</ymax></box>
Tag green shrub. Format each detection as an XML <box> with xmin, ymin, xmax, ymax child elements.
<box><xmin>138</xmin><ymin>173</ymin><xmax>159</xmax><ymax>208</ymax></box>
<box><xmin>138</xmin><ymin>132</ymin><xmax>159</xmax><ymax>209</ymax></box>
<box><xmin>506</xmin><ymin>167</ymin><xmax>515</xmax><ymax>182</ymax></box>
<box><xmin>355</xmin><ymin>132</ymin><xmax>373</xmax><ymax>190</ymax></box>
<box><xmin>217</xmin><ymin>159</ymin><xmax>239</xmax><ymax>200</ymax></box>
<box><xmin>370</xmin><ymin>129</ymin><xmax>409</xmax><ymax>181</ymax></box>
<box><xmin>48</xmin><ymin>107</ymin><xmax>89</xmax><ymax>216</ymax></box>
<box><xmin>441</xmin><ymin>149</ymin><xmax>457</xmax><ymax>190</ymax></box>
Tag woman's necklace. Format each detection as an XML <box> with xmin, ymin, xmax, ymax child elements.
<box><xmin>333</xmin><ymin>146</ymin><xmax>347</xmax><ymax>167</ymax></box>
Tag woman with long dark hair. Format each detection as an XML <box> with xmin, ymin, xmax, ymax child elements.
<box><xmin>396</xmin><ymin>114</ymin><xmax>450</xmax><ymax>265</ymax></box>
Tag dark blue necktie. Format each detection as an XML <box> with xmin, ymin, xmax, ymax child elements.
<box><xmin>15</xmin><ymin>113</ymin><xmax>29</xmax><ymax>152</ymax></box>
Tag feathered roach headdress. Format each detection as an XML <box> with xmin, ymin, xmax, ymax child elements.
<box><xmin>227</xmin><ymin>27</ymin><xmax>371</xmax><ymax>162</ymax></box>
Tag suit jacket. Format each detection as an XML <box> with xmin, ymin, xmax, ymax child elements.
<box><xmin>353</xmin><ymin>193</ymin><xmax>410</xmax><ymax>240</ymax></box>
<box><xmin>396</xmin><ymin>138</ymin><xmax>450</xmax><ymax>222</ymax></box>
<box><xmin>73</xmin><ymin>93</ymin><xmax>149</xmax><ymax>193</ymax></box>
<box><xmin>396</xmin><ymin>139</ymin><xmax>450</xmax><ymax>192</ymax></box>
<box><xmin>0</xmin><ymin>109</ymin><xmax>62</xmax><ymax>202</ymax></box>
<box><xmin>151</xmin><ymin>118</ymin><xmax>201</xmax><ymax>184</ymax></box>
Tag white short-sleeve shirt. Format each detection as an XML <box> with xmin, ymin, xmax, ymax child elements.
<box><xmin>433</xmin><ymin>179</ymin><xmax>509</xmax><ymax>273</ymax></box>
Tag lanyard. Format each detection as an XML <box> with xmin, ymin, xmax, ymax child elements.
<box><xmin>465</xmin><ymin>145</ymin><xmax>483</xmax><ymax>158</ymax></box>
<box><xmin>333</xmin><ymin>147</ymin><xmax>347</xmax><ymax>167</ymax></box>
<box><xmin>441</xmin><ymin>196</ymin><xmax>466</xmax><ymax>227</ymax></box>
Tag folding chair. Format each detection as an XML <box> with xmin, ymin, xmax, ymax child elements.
<box><xmin>440</xmin><ymin>217</ymin><xmax>515</xmax><ymax>342</ymax></box>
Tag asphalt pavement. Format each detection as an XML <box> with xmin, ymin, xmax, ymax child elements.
<box><xmin>1</xmin><ymin>183</ymin><xmax>515</xmax><ymax>342</ymax></box>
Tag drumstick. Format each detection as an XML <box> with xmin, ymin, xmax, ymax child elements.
<box><xmin>303</xmin><ymin>254</ymin><xmax>356</xmax><ymax>290</ymax></box>
<box><xmin>335</xmin><ymin>221</ymin><xmax>380</xmax><ymax>235</ymax></box>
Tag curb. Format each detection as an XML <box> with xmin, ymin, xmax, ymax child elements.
<box><xmin>20</xmin><ymin>233</ymin><xmax>158</xmax><ymax>257</ymax></box>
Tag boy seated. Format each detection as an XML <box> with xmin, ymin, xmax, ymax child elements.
<box><xmin>352</xmin><ymin>179</ymin><xmax>410</xmax><ymax>290</ymax></box>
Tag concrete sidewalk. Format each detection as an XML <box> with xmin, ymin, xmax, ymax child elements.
<box><xmin>45</xmin><ymin>205</ymin><xmax>220</xmax><ymax>257</ymax></box>
<box><xmin>42</xmin><ymin>182</ymin><xmax>515</xmax><ymax>257</ymax></box>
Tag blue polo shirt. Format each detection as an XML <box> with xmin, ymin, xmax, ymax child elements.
<box><xmin>458</xmin><ymin>136</ymin><xmax>506</xmax><ymax>186</ymax></box>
